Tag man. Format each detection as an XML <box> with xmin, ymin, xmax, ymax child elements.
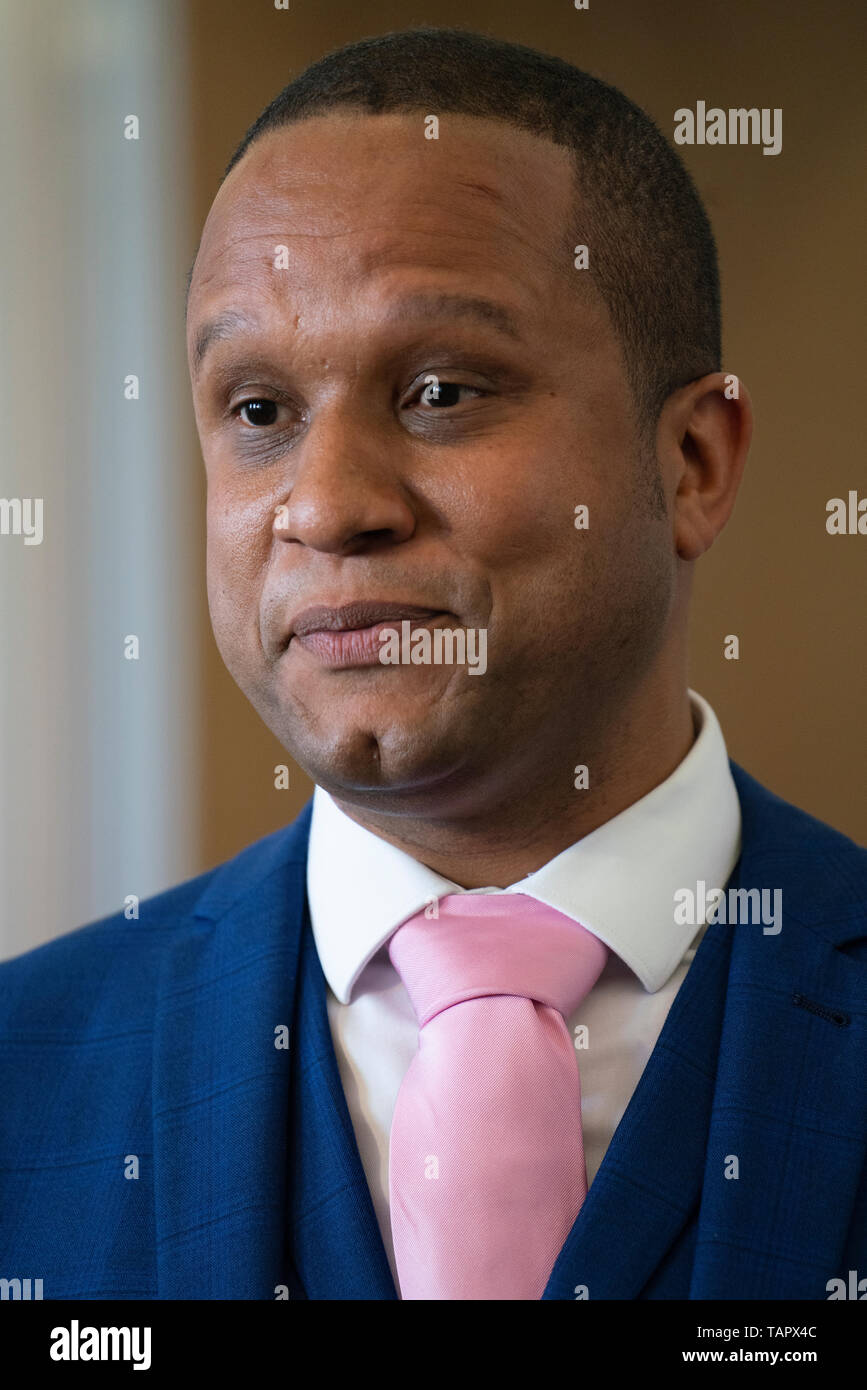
<box><xmin>1</xmin><ymin>28</ymin><xmax>864</xmax><ymax>1302</ymax></box>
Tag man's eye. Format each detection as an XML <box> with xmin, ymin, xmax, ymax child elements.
<box><xmin>415</xmin><ymin>380</ymin><xmax>483</xmax><ymax>409</ymax></box>
<box><xmin>238</xmin><ymin>399</ymin><xmax>279</xmax><ymax>427</ymax></box>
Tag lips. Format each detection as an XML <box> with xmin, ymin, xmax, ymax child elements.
<box><xmin>286</xmin><ymin>601</ymin><xmax>452</xmax><ymax>671</ymax></box>
<box><xmin>290</xmin><ymin>601</ymin><xmax>446</xmax><ymax>640</ymax></box>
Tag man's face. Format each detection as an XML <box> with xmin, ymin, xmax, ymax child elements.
<box><xmin>187</xmin><ymin>112</ymin><xmax>675</xmax><ymax>815</ymax></box>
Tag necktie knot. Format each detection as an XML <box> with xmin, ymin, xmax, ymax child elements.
<box><xmin>388</xmin><ymin>891</ymin><xmax>608</xmax><ymax>1028</ymax></box>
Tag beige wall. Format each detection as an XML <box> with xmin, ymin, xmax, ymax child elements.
<box><xmin>187</xmin><ymin>0</ymin><xmax>866</xmax><ymax>865</ymax></box>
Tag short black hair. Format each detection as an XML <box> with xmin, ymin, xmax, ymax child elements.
<box><xmin>222</xmin><ymin>26</ymin><xmax>721</xmax><ymax>433</ymax></box>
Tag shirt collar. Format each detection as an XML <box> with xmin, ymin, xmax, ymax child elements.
<box><xmin>306</xmin><ymin>689</ymin><xmax>741</xmax><ymax>1001</ymax></box>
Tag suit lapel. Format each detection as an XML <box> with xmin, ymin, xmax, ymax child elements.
<box><xmin>287</xmin><ymin>903</ymin><xmax>397</xmax><ymax>1299</ymax></box>
<box><xmin>152</xmin><ymin>801</ymin><xmax>395</xmax><ymax>1300</ymax></box>
<box><xmin>544</xmin><ymin>761</ymin><xmax>867</xmax><ymax>1301</ymax></box>
<box><xmin>542</xmin><ymin>888</ymin><xmax>734</xmax><ymax>1300</ymax></box>
<box><xmin>690</xmin><ymin>766</ymin><xmax>867</xmax><ymax>1297</ymax></box>
<box><xmin>153</xmin><ymin>810</ymin><xmax>308</xmax><ymax>1298</ymax></box>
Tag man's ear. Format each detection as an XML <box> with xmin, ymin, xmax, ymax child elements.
<box><xmin>656</xmin><ymin>372</ymin><xmax>753</xmax><ymax>561</ymax></box>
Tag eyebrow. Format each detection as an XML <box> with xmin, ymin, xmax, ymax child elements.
<box><xmin>191</xmin><ymin>292</ymin><xmax>524</xmax><ymax>377</ymax></box>
<box><xmin>192</xmin><ymin>310</ymin><xmax>260</xmax><ymax>375</ymax></box>
<box><xmin>380</xmin><ymin>293</ymin><xmax>523</xmax><ymax>342</ymax></box>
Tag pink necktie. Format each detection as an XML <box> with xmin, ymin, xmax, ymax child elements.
<box><xmin>387</xmin><ymin>892</ymin><xmax>609</xmax><ymax>1300</ymax></box>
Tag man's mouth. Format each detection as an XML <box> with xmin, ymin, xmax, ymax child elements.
<box><xmin>288</xmin><ymin>601</ymin><xmax>451</xmax><ymax>669</ymax></box>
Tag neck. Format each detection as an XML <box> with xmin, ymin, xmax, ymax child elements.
<box><xmin>330</xmin><ymin>682</ymin><xmax>697</xmax><ymax>889</ymax></box>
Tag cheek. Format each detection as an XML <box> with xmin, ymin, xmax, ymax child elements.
<box><xmin>462</xmin><ymin>405</ymin><xmax>649</xmax><ymax>651</ymax></box>
<box><xmin>450</xmin><ymin>409</ymin><xmax>606</xmax><ymax>585</ymax></box>
<box><xmin>205</xmin><ymin>484</ymin><xmax>273</xmax><ymax>653</ymax></box>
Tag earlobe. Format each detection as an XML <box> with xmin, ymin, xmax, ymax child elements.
<box><xmin>675</xmin><ymin>509</ymin><xmax>715</xmax><ymax>562</ymax></box>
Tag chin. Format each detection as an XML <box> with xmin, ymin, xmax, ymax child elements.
<box><xmin>284</xmin><ymin>713</ymin><xmax>474</xmax><ymax>803</ymax></box>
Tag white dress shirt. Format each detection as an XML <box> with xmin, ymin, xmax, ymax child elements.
<box><xmin>306</xmin><ymin>689</ymin><xmax>741</xmax><ymax>1291</ymax></box>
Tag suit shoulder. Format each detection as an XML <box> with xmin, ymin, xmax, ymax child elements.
<box><xmin>731</xmin><ymin>760</ymin><xmax>867</xmax><ymax>931</ymax></box>
<box><xmin>0</xmin><ymin>864</ymin><xmax>217</xmax><ymax>1034</ymax></box>
<box><xmin>732</xmin><ymin>760</ymin><xmax>865</xmax><ymax>859</ymax></box>
<box><xmin>0</xmin><ymin>806</ymin><xmax>311</xmax><ymax>1034</ymax></box>
<box><xmin>0</xmin><ymin>807</ymin><xmax>310</xmax><ymax>1034</ymax></box>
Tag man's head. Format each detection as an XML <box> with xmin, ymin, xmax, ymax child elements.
<box><xmin>186</xmin><ymin>28</ymin><xmax>750</xmax><ymax>822</ymax></box>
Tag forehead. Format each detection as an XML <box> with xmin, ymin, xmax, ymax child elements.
<box><xmin>188</xmin><ymin>111</ymin><xmax>582</xmax><ymax>329</ymax></box>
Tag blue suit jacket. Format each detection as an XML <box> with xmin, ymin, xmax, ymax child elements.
<box><xmin>0</xmin><ymin>762</ymin><xmax>865</xmax><ymax>1300</ymax></box>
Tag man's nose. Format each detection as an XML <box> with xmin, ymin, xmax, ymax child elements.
<box><xmin>273</xmin><ymin>403</ymin><xmax>417</xmax><ymax>554</ymax></box>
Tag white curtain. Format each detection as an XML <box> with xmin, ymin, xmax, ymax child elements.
<box><xmin>0</xmin><ymin>0</ymin><xmax>201</xmax><ymax>959</ymax></box>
